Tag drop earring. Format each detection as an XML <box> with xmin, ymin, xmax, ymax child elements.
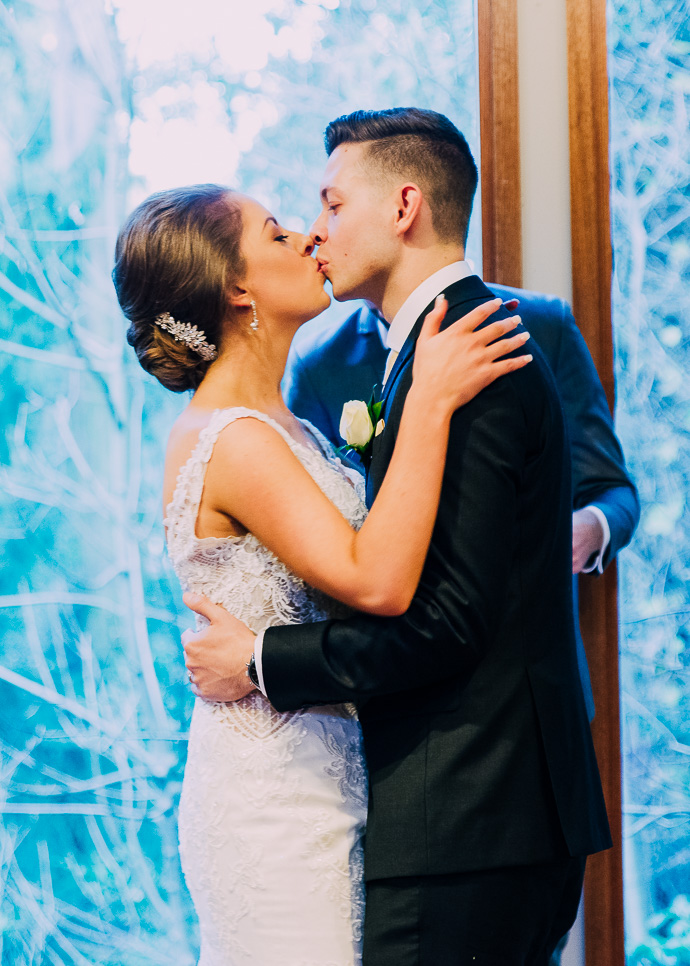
<box><xmin>250</xmin><ymin>300</ymin><xmax>259</xmax><ymax>331</ymax></box>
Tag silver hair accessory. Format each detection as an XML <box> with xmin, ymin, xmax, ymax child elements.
<box><xmin>154</xmin><ymin>313</ymin><xmax>217</xmax><ymax>361</ymax></box>
<box><xmin>250</xmin><ymin>300</ymin><xmax>259</xmax><ymax>332</ymax></box>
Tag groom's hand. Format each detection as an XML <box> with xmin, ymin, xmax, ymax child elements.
<box><xmin>182</xmin><ymin>593</ymin><xmax>256</xmax><ymax>702</ymax></box>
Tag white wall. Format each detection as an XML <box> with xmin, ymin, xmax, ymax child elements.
<box><xmin>517</xmin><ymin>6</ymin><xmax>584</xmax><ymax>964</ymax></box>
<box><xmin>517</xmin><ymin>0</ymin><xmax>573</xmax><ymax>304</ymax></box>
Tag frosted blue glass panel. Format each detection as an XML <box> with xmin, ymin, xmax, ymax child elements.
<box><xmin>607</xmin><ymin>1</ymin><xmax>690</xmax><ymax>961</ymax></box>
<box><xmin>0</xmin><ymin>1</ymin><xmax>479</xmax><ymax>961</ymax></box>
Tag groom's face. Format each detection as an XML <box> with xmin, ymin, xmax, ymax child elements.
<box><xmin>310</xmin><ymin>142</ymin><xmax>398</xmax><ymax>306</ymax></box>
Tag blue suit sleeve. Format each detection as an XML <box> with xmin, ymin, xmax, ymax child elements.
<box><xmin>552</xmin><ymin>303</ymin><xmax>640</xmax><ymax>568</ymax></box>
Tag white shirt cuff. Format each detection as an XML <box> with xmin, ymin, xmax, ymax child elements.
<box><xmin>580</xmin><ymin>505</ymin><xmax>611</xmax><ymax>574</ymax></box>
<box><xmin>253</xmin><ymin>629</ymin><xmax>268</xmax><ymax>696</ymax></box>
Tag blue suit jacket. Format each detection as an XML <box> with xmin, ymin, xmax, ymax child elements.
<box><xmin>283</xmin><ymin>285</ymin><xmax>640</xmax><ymax>718</ymax></box>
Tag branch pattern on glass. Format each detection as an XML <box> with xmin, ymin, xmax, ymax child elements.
<box><xmin>0</xmin><ymin>0</ymin><xmax>479</xmax><ymax>962</ymax></box>
<box><xmin>609</xmin><ymin>0</ymin><xmax>690</xmax><ymax>955</ymax></box>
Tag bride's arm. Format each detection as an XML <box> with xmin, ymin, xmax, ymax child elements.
<box><xmin>202</xmin><ymin>298</ymin><xmax>531</xmax><ymax>616</ymax></box>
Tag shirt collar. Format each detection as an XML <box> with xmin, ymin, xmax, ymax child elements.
<box><xmin>386</xmin><ymin>261</ymin><xmax>476</xmax><ymax>352</ymax></box>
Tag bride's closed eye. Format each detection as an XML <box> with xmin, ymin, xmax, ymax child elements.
<box><xmin>274</xmin><ymin>233</ymin><xmax>289</xmax><ymax>242</ymax></box>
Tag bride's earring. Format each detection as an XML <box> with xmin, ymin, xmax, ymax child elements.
<box><xmin>250</xmin><ymin>300</ymin><xmax>259</xmax><ymax>332</ymax></box>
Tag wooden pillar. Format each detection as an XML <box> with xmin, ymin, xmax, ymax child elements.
<box><xmin>477</xmin><ymin>0</ymin><xmax>523</xmax><ymax>288</ymax></box>
<box><xmin>567</xmin><ymin>0</ymin><xmax>625</xmax><ymax>962</ymax></box>
<box><xmin>478</xmin><ymin>0</ymin><xmax>625</xmax><ymax>961</ymax></box>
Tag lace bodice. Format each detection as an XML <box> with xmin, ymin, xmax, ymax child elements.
<box><xmin>165</xmin><ymin>406</ymin><xmax>368</xmax><ymax>633</ymax></box>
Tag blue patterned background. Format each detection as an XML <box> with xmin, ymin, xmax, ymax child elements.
<box><xmin>608</xmin><ymin>0</ymin><xmax>690</xmax><ymax>960</ymax></box>
<box><xmin>0</xmin><ymin>1</ymin><xmax>478</xmax><ymax>961</ymax></box>
<box><xmin>1</xmin><ymin>0</ymin><xmax>688</xmax><ymax>960</ymax></box>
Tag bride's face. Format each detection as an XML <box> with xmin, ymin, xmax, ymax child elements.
<box><xmin>235</xmin><ymin>195</ymin><xmax>331</xmax><ymax>327</ymax></box>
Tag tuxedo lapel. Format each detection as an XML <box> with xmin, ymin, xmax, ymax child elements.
<box><xmin>379</xmin><ymin>340</ymin><xmax>416</xmax><ymax>413</ymax></box>
<box><xmin>367</xmin><ymin>275</ymin><xmax>497</xmax><ymax>504</ymax></box>
<box><xmin>380</xmin><ymin>274</ymin><xmax>496</xmax><ymax>416</ymax></box>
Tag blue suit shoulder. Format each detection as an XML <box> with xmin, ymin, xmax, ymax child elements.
<box><xmin>487</xmin><ymin>281</ymin><xmax>639</xmax><ymax>558</ymax></box>
<box><xmin>289</xmin><ymin>305</ymin><xmax>379</xmax><ymax>362</ymax></box>
<box><xmin>284</xmin><ymin>305</ymin><xmax>388</xmax><ymax>447</ymax></box>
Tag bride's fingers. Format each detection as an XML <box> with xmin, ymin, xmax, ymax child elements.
<box><xmin>487</xmin><ymin>330</ymin><xmax>531</xmax><ymax>360</ymax></box>
<box><xmin>488</xmin><ymin>352</ymin><xmax>534</xmax><ymax>376</ymax></box>
<box><xmin>424</xmin><ymin>298</ymin><xmax>519</xmax><ymax>349</ymax></box>
<box><xmin>417</xmin><ymin>294</ymin><xmax>448</xmax><ymax>345</ymax></box>
<box><xmin>433</xmin><ymin>297</ymin><xmax>505</xmax><ymax>343</ymax></box>
<box><xmin>468</xmin><ymin>352</ymin><xmax>533</xmax><ymax>398</ymax></box>
<box><xmin>437</xmin><ymin>317</ymin><xmax>522</xmax><ymax>361</ymax></box>
<box><xmin>454</xmin><ymin>296</ymin><xmax>504</xmax><ymax>332</ymax></box>
<box><xmin>460</xmin><ymin>315</ymin><xmax>522</xmax><ymax>348</ymax></box>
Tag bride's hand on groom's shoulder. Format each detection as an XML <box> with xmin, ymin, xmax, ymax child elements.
<box><xmin>412</xmin><ymin>296</ymin><xmax>533</xmax><ymax>415</ymax></box>
<box><xmin>182</xmin><ymin>593</ymin><xmax>257</xmax><ymax>702</ymax></box>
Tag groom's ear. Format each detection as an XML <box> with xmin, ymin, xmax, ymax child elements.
<box><xmin>394</xmin><ymin>183</ymin><xmax>425</xmax><ymax>237</ymax></box>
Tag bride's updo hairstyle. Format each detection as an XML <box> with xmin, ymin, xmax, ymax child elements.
<box><xmin>113</xmin><ymin>184</ymin><xmax>245</xmax><ymax>393</ymax></box>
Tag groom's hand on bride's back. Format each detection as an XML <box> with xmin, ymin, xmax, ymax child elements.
<box><xmin>182</xmin><ymin>593</ymin><xmax>257</xmax><ymax>702</ymax></box>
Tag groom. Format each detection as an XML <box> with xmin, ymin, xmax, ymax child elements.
<box><xmin>183</xmin><ymin>108</ymin><xmax>612</xmax><ymax>963</ymax></box>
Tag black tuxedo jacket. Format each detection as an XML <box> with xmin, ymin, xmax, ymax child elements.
<box><xmin>284</xmin><ymin>286</ymin><xmax>640</xmax><ymax>721</ymax></box>
<box><xmin>265</xmin><ymin>275</ymin><xmax>612</xmax><ymax>881</ymax></box>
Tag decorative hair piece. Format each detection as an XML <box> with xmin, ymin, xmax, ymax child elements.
<box><xmin>153</xmin><ymin>313</ymin><xmax>217</xmax><ymax>361</ymax></box>
<box><xmin>250</xmin><ymin>300</ymin><xmax>259</xmax><ymax>332</ymax></box>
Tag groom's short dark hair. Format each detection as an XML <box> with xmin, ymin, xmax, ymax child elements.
<box><xmin>324</xmin><ymin>107</ymin><xmax>478</xmax><ymax>246</ymax></box>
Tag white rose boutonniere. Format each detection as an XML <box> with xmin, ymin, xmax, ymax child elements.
<box><xmin>339</xmin><ymin>393</ymin><xmax>383</xmax><ymax>469</ymax></box>
<box><xmin>340</xmin><ymin>400</ymin><xmax>374</xmax><ymax>448</ymax></box>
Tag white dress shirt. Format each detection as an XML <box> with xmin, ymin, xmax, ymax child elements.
<box><xmin>579</xmin><ymin>505</ymin><xmax>610</xmax><ymax>573</ymax></box>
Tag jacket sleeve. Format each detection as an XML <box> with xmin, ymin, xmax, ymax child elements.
<box><xmin>553</xmin><ymin>303</ymin><xmax>640</xmax><ymax>567</ymax></box>
<box><xmin>261</xmin><ymin>370</ymin><xmax>533</xmax><ymax>712</ymax></box>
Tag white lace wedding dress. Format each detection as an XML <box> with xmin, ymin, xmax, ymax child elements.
<box><xmin>165</xmin><ymin>407</ymin><xmax>369</xmax><ymax>966</ymax></box>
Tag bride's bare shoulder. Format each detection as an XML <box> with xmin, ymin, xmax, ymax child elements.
<box><xmin>206</xmin><ymin>415</ymin><xmax>298</xmax><ymax>480</ymax></box>
<box><xmin>165</xmin><ymin>408</ymin><xmax>211</xmax><ymax>467</ymax></box>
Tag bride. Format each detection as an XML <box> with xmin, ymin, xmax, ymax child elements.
<box><xmin>112</xmin><ymin>183</ymin><xmax>530</xmax><ymax>966</ymax></box>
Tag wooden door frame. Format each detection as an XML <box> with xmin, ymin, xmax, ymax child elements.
<box><xmin>477</xmin><ymin>1</ymin><xmax>625</xmax><ymax>962</ymax></box>
<box><xmin>477</xmin><ymin>0</ymin><xmax>522</xmax><ymax>288</ymax></box>
<box><xmin>566</xmin><ymin>1</ymin><xmax>625</xmax><ymax>961</ymax></box>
